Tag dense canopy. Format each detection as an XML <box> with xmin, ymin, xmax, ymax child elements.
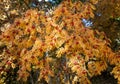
<box><xmin>0</xmin><ymin>0</ymin><xmax>120</xmax><ymax>84</ymax></box>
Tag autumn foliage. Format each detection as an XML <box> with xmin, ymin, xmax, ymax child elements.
<box><xmin>0</xmin><ymin>0</ymin><xmax>120</xmax><ymax>84</ymax></box>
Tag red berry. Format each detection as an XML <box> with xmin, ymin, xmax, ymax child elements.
<box><xmin>71</xmin><ymin>21</ymin><xmax>74</xmax><ymax>26</ymax></box>
<box><xmin>37</xmin><ymin>13</ymin><xmax>40</xmax><ymax>16</ymax></box>
<box><xmin>26</xmin><ymin>23</ymin><xmax>29</xmax><ymax>25</ymax></box>
<box><xmin>32</xmin><ymin>25</ymin><xmax>35</xmax><ymax>29</ymax></box>
<box><xmin>65</xmin><ymin>23</ymin><xmax>67</xmax><ymax>26</ymax></box>
<box><xmin>45</xmin><ymin>71</ymin><xmax>48</xmax><ymax>75</ymax></box>
<box><xmin>86</xmin><ymin>12</ymin><xmax>90</xmax><ymax>14</ymax></box>
<box><xmin>77</xmin><ymin>56</ymin><xmax>81</xmax><ymax>59</ymax></box>
<box><xmin>73</xmin><ymin>36</ymin><xmax>76</xmax><ymax>39</ymax></box>
<box><xmin>82</xmin><ymin>70</ymin><xmax>86</xmax><ymax>74</ymax></box>
<box><xmin>45</xmin><ymin>16</ymin><xmax>47</xmax><ymax>19</ymax></box>
<box><xmin>6</xmin><ymin>36</ymin><xmax>10</xmax><ymax>38</ymax></box>
<box><xmin>73</xmin><ymin>53</ymin><xmax>76</xmax><ymax>56</ymax></box>
<box><xmin>16</xmin><ymin>21</ymin><xmax>20</xmax><ymax>26</ymax></box>
<box><xmin>62</xmin><ymin>8</ymin><xmax>65</xmax><ymax>13</ymax></box>
<box><xmin>79</xmin><ymin>23</ymin><xmax>82</xmax><ymax>27</ymax></box>
<box><xmin>53</xmin><ymin>38</ymin><xmax>56</xmax><ymax>41</ymax></box>
<box><xmin>81</xmin><ymin>15</ymin><xmax>83</xmax><ymax>18</ymax></box>
<box><xmin>24</xmin><ymin>59</ymin><xmax>28</xmax><ymax>62</ymax></box>
<box><xmin>77</xmin><ymin>66</ymin><xmax>80</xmax><ymax>69</ymax></box>
<box><xmin>21</xmin><ymin>73</ymin><xmax>25</xmax><ymax>78</ymax></box>
<box><xmin>6</xmin><ymin>50</ymin><xmax>10</xmax><ymax>54</ymax></box>
<box><xmin>13</xmin><ymin>31</ymin><xmax>16</xmax><ymax>34</ymax></box>
<box><xmin>58</xmin><ymin>29</ymin><xmax>62</xmax><ymax>32</ymax></box>
<box><xmin>37</xmin><ymin>62</ymin><xmax>40</xmax><ymax>65</ymax></box>
<box><xmin>93</xmin><ymin>45</ymin><xmax>98</xmax><ymax>49</ymax></box>
<box><xmin>117</xmin><ymin>55</ymin><xmax>120</xmax><ymax>58</ymax></box>
<box><xmin>42</xmin><ymin>43</ymin><xmax>45</xmax><ymax>46</ymax></box>
<box><xmin>39</xmin><ymin>48</ymin><xmax>43</xmax><ymax>52</ymax></box>
<box><xmin>17</xmin><ymin>51</ymin><xmax>21</xmax><ymax>56</ymax></box>
<box><xmin>33</xmin><ymin>38</ymin><xmax>36</xmax><ymax>41</ymax></box>
<box><xmin>43</xmin><ymin>59</ymin><xmax>46</xmax><ymax>64</ymax></box>
<box><xmin>50</xmin><ymin>42</ymin><xmax>54</xmax><ymax>46</ymax></box>
<box><xmin>69</xmin><ymin>45</ymin><xmax>72</xmax><ymax>48</ymax></box>
<box><xmin>0</xmin><ymin>68</ymin><xmax>3</xmax><ymax>71</ymax></box>
<box><xmin>31</xmin><ymin>56</ymin><xmax>35</xmax><ymax>59</ymax></box>
<box><xmin>66</xmin><ymin>40</ymin><xmax>69</xmax><ymax>43</ymax></box>
<box><xmin>6</xmin><ymin>61</ymin><xmax>11</xmax><ymax>65</ymax></box>
<box><xmin>27</xmin><ymin>28</ymin><xmax>30</xmax><ymax>32</ymax></box>
<box><xmin>67</xmin><ymin>17</ymin><xmax>70</xmax><ymax>19</ymax></box>
<box><xmin>74</xmin><ymin>62</ymin><xmax>79</xmax><ymax>65</ymax></box>
<box><xmin>26</xmin><ymin>13</ymin><xmax>30</xmax><ymax>16</ymax></box>
<box><xmin>95</xmin><ymin>70</ymin><xmax>98</xmax><ymax>73</ymax></box>
<box><xmin>55</xmin><ymin>27</ymin><xmax>59</xmax><ymax>30</ymax></box>
<box><xmin>18</xmin><ymin>62</ymin><xmax>22</xmax><ymax>65</ymax></box>
<box><xmin>76</xmin><ymin>41</ymin><xmax>79</xmax><ymax>45</ymax></box>
<box><xmin>112</xmin><ymin>0</ymin><xmax>115</xmax><ymax>3</ymax></box>
<box><xmin>24</xmin><ymin>50</ymin><xmax>27</xmax><ymax>54</ymax></box>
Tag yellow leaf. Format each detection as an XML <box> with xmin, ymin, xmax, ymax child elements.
<box><xmin>90</xmin><ymin>0</ymin><xmax>98</xmax><ymax>4</ymax></box>
<box><xmin>11</xmin><ymin>63</ymin><xmax>16</xmax><ymax>69</ymax></box>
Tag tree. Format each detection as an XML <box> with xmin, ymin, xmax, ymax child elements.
<box><xmin>92</xmin><ymin>0</ymin><xmax>120</xmax><ymax>51</ymax></box>
<box><xmin>0</xmin><ymin>0</ymin><xmax>120</xmax><ymax>84</ymax></box>
<box><xmin>0</xmin><ymin>0</ymin><xmax>57</xmax><ymax>28</ymax></box>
